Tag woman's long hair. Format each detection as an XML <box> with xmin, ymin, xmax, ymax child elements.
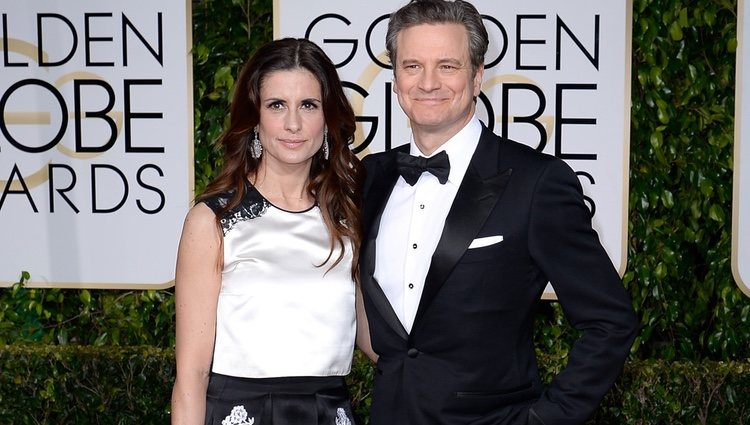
<box><xmin>198</xmin><ymin>38</ymin><xmax>364</xmax><ymax>280</ymax></box>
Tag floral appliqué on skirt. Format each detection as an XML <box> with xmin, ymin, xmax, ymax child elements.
<box><xmin>222</xmin><ymin>405</ymin><xmax>254</xmax><ymax>425</ymax></box>
<box><xmin>220</xmin><ymin>405</ymin><xmax>351</xmax><ymax>425</ymax></box>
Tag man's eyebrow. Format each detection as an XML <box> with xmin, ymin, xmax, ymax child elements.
<box><xmin>399</xmin><ymin>57</ymin><xmax>464</xmax><ymax>65</ymax></box>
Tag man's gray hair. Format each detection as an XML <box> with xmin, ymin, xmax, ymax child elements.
<box><xmin>386</xmin><ymin>0</ymin><xmax>489</xmax><ymax>74</ymax></box>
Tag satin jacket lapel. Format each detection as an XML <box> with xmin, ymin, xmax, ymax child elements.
<box><xmin>413</xmin><ymin>129</ymin><xmax>513</xmax><ymax>327</ymax></box>
<box><xmin>363</xmin><ymin>148</ymin><xmax>409</xmax><ymax>340</ymax></box>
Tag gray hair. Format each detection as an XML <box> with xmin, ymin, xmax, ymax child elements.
<box><xmin>386</xmin><ymin>0</ymin><xmax>489</xmax><ymax>74</ymax></box>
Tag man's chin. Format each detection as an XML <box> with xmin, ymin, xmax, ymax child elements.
<box><xmin>408</xmin><ymin>115</ymin><xmax>448</xmax><ymax>129</ymax></box>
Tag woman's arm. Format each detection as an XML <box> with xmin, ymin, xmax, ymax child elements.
<box><xmin>171</xmin><ymin>203</ymin><xmax>223</xmax><ymax>425</ymax></box>
<box><xmin>355</xmin><ymin>285</ymin><xmax>378</xmax><ymax>362</ymax></box>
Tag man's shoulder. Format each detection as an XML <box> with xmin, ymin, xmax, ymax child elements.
<box><xmin>475</xmin><ymin>129</ymin><xmax>578</xmax><ymax>184</ymax></box>
<box><xmin>361</xmin><ymin>143</ymin><xmax>408</xmax><ymax>167</ymax></box>
<box><xmin>482</xmin><ymin>129</ymin><xmax>559</xmax><ymax>166</ymax></box>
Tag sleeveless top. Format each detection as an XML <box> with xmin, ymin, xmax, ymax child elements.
<box><xmin>202</xmin><ymin>183</ymin><xmax>356</xmax><ymax>378</ymax></box>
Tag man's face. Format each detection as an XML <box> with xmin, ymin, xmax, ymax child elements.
<box><xmin>393</xmin><ymin>23</ymin><xmax>483</xmax><ymax>143</ymax></box>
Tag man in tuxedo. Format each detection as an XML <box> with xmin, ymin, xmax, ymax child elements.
<box><xmin>359</xmin><ymin>1</ymin><xmax>639</xmax><ymax>424</ymax></box>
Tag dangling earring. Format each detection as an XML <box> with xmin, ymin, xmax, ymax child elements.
<box><xmin>250</xmin><ymin>126</ymin><xmax>262</xmax><ymax>159</ymax></box>
<box><xmin>322</xmin><ymin>127</ymin><xmax>329</xmax><ymax>160</ymax></box>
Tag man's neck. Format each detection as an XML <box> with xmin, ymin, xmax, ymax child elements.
<box><xmin>412</xmin><ymin>114</ymin><xmax>475</xmax><ymax>156</ymax></box>
<box><xmin>412</xmin><ymin>132</ymin><xmax>450</xmax><ymax>156</ymax></box>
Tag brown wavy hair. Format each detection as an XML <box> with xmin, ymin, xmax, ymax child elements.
<box><xmin>198</xmin><ymin>38</ymin><xmax>364</xmax><ymax>280</ymax></box>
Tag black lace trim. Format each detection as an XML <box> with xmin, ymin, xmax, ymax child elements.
<box><xmin>203</xmin><ymin>184</ymin><xmax>268</xmax><ymax>235</ymax></box>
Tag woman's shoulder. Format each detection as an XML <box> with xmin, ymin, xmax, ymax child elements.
<box><xmin>180</xmin><ymin>201</ymin><xmax>220</xmax><ymax>240</ymax></box>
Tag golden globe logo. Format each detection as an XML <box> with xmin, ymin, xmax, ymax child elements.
<box><xmin>0</xmin><ymin>11</ymin><xmax>166</xmax><ymax>215</ymax></box>
<box><xmin>0</xmin><ymin>2</ymin><xmax>192</xmax><ymax>288</ymax></box>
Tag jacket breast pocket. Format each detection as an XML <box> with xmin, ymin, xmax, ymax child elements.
<box><xmin>460</xmin><ymin>242</ymin><xmax>503</xmax><ymax>263</ymax></box>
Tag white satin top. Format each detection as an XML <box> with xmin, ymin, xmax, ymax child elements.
<box><xmin>203</xmin><ymin>183</ymin><xmax>355</xmax><ymax>378</ymax></box>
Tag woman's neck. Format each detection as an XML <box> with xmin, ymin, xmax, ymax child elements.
<box><xmin>251</xmin><ymin>164</ymin><xmax>314</xmax><ymax>211</ymax></box>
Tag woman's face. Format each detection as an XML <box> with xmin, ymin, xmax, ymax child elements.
<box><xmin>256</xmin><ymin>68</ymin><xmax>326</xmax><ymax>171</ymax></box>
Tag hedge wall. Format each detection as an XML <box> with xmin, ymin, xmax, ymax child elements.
<box><xmin>1</xmin><ymin>346</ymin><xmax>749</xmax><ymax>424</ymax></box>
<box><xmin>627</xmin><ymin>0</ymin><xmax>749</xmax><ymax>361</ymax></box>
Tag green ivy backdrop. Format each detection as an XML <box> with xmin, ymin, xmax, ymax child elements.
<box><xmin>2</xmin><ymin>0</ymin><xmax>750</xmax><ymax>421</ymax></box>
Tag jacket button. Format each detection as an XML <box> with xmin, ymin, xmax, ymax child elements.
<box><xmin>407</xmin><ymin>348</ymin><xmax>419</xmax><ymax>358</ymax></box>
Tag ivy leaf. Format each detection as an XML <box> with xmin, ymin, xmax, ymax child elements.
<box><xmin>708</xmin><ymin>204</ymin><xmax>725</xmax><ymax>223</ymax></box>
<box><xmin>669</xmin><ymin>21</ymin><xmax>683</xmax><ymax>40</ymax></box>
<box><xmin>80</xmin><ymin>290</ymin><xmax>92</xmax><ymax>307</ymax></box>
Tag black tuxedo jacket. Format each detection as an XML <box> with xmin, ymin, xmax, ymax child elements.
<box><xmin>360</xmin><ymin>126</ymin><xmax>638</xmax><ymax>425</ymax></box>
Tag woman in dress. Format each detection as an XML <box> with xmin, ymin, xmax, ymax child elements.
<box><xmin>171</xmin><ymin>38</ymin><xmax>372</xmax><ymax>425</ymax></box>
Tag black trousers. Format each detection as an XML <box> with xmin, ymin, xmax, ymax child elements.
<box><xmin>204</xmin><ymin>374</ymin><xmax>356</xmax><ymax>425</ymax></box>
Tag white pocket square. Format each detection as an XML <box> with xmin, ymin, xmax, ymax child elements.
<box><xmin>468</xmin><ymin>235</ymin><xmax>503</xmax><ymax>249</ymax></box>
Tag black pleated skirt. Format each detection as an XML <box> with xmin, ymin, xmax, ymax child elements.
<box><xmin>204</xmin><ymin>374</ymin><xmax>357</xmax><ymax>425</ymax></box>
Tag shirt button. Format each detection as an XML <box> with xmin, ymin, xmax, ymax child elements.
<box><xmin>419</xmin><ymin>204</ymin><xmax>425</xmax><ymax>209</ymax></box>
<box><xmin>408</xmin><ymin>283</ymin><xmax>414</xmax><ymax>289</ymax></box>
<box><xmin>412</xmin><ymin>243</ymin><xmax>418</xmax><ymax>249</ymax></box>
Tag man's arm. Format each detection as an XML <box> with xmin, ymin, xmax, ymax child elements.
<box><xmin>527</xmin><ymin>158</ymin><xmax>638</xmax><ymax>424</ymax></box>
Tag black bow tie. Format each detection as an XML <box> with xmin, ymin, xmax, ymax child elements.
<box><xmin>395</xmin><ymin>150</ymin><xmax>451</xmax><ymax>186</ymax></box>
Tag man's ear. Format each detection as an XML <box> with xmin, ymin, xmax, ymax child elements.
<box><xmin>473</xmin><ymin>64</ymin><xmax>484</xmax><ymax>97</ymax></box>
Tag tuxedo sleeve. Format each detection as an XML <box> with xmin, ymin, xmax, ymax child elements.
<box><xmin>527</xmin><ymin>158</ymin><xmax>638</xmax><ymax>424</ymax></box>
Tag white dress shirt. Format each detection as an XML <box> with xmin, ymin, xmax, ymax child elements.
<box><xmin>374</xmin><ymin>116</ymin><xmax>482</xmax><ymax>333</ymax></box>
